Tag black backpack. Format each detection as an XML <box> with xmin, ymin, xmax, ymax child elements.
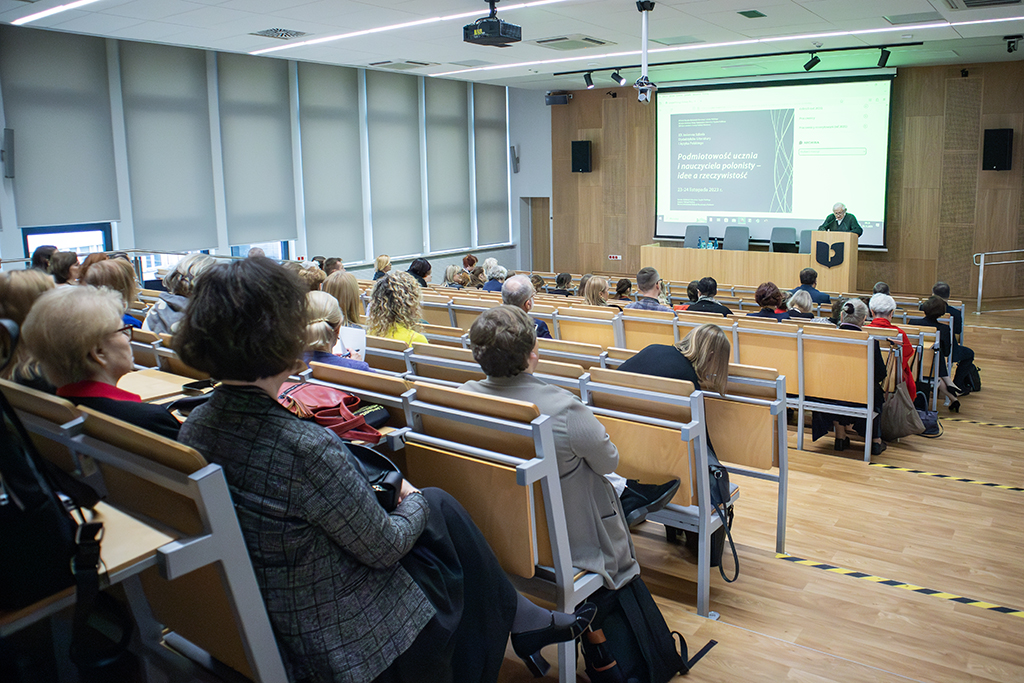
<box><xmin>580</xmin><ymin>577</ymin><xmax>717</xmax><ymax>683</ymax></box>
<box><xmin>953</xmin><ymin>359</ymin><xmax>982</xmax><ymax>394</ymax></box>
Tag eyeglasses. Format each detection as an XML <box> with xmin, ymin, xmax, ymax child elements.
<box><xmin>112</xmin><ymin>324</ymin><xmax>133</xmax><ymax>338</ymax></box>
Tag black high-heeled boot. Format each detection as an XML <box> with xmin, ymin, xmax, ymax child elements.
<box><xmin>949</xmin><ymin>399</ymin><xmax>960</xmax><ymax>413</ymax></box>
<box><xmin>511</xmin><ymin>602</ymin><xmax>598</xmax><ymax>677</ymax></box>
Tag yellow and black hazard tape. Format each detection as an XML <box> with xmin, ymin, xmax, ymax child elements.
<box><xmin>940</xmin><ymin>416</ymin><xmax>1024</xmax><ymax>431</ymax></box>
<box><xmin>776</xmin><ymin>554</ymin><xmax>1024</xmax><ymax>618</ymax></box>
<box><xmin>868</xmin><ymin>463</ymin><xmax>1024</xmax><ymax>491</ymax></box>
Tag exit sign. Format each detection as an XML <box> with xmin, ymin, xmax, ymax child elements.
<box><xmin>608</xmin><ymin>254</ymin><xmax>622</xmax><ymax>260</ymax></box>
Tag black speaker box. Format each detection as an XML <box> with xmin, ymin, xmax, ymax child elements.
<box><xmin>982</xmin><ymin>128</ymin><xmax>1013</xmax><ymax>171</ymax></box>
<box><xmin>571</xmin><ymin>140</ymin><xmax>591</xmax><ymax>173</ymax></box>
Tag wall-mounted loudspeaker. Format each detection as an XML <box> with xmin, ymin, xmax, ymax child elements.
<box><xmin>982</xmin><ymin>128</ymin><xmax>1013</xmax><ymax>171</ymax></box>
<box><xmin>510</xmin><ymin>144</ymin><xmax>520</xmax><ymax>173</ymax></box>
<box><xmin>571</xmin><ymin>140</ymin><xmax>591</xmax><ymax>173</ymax></box>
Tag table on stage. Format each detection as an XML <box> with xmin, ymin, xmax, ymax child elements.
<box><xmin>641</xmin><ymin>231</ymin><xmax>858</xmax><ymax>292</ymax></box>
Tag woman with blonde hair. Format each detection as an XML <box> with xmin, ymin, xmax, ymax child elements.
<box><xmin>529</xmin><ymin>274</ymin><xmax>546</xmax><ymax>294</ymax></box>
<box><xmin>617</xmin><ymin>323</ymin><xmax>731</xmax><ymax>395</ymax></box>
<box><xmin>323</xmin><ymin>271</ymin><xmax>363</xmax><ymax>327</ymax></box>
<box><xmin>366</xmin><ymin>271</ymin><xmax>428</xmax><ymax>345</ymax></box>
<box><xmin>0</xmin><ymin>269</ymin><xmax>55</xmax><ymax>391</ymax></box>
<box><xmin>303</xmin><ymin>291</ymin><xmax>370</xmax><ymax>371</ymax></box>
<box><xmin>786</xmin><ymin>289</ymin><xmax>815</xmax><ymax>319</ymax></box>
<box><xmin>82</xmin><ymin>258</ymin><xmax>142</xmax><ymax>328</ymax></box>
<box><xmin>297</xmin><ymin>264</ymin><xmax>326</xmax><ymax>292</ymax></box>
<box><xmin>373</xmin><ymin>254</ymin><xmax>391</xmax><ymax>280</ymax></box>
<box><xmin>442</xmin><ymin>264</ymin><xmax>464</xmax><ymax>288</ymax></box>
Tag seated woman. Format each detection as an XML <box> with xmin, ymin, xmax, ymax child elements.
<box><xmin>866</xmin><ymin>293</ymin><xmax>916</xmax><ymax>402</ymax></box>
<box><xmin>673</xmin><ymin>280</ymin><xmax>700</xmax><ymax>311</ymax></box>
<box><xmin>462</xmin><ymin>253</ymin><xmax>478</xmax><ymax>274</ymax></box>
<box><xmin>48</xmin><ymin>251</ymin><xmax>80</xmax><ymax>287</ymax></box>
<box><xmin>584</xmin><ymin>276</ymin><xmax>621</xmax><ymax>311</ymax></box>
<box><xmin>373</xmin><ymin>254</ymin><xmax>392</xmax><ymax>280</ymax></box>
<box><xmin>366</xmin><ymin>272</ymin><xmax>429</xmax><ymax>346</ymax></box>
<box><xmin>304</xmin><ymin>291</ymin><xmax>372</xmax><ymax>372</ymax></box>
<box><xmin>0</xmin><ymin>269</ymin><xmax>55</xmax><ymax>392</ymax></box>
<box><xmin>323</xmin><ymin>271</ymin><xmax>364</xmax><ymax>328</ymax></box>
<box><xmin>172</xmin><ymin>258</ymin><xmax>593</xmax><ymax>683</ymax></box>
<box><xmin>407</xmin><ymin>258</ymin><xmax>432</xmax><ymax>287</ymax></box>
<box><xmin>76</xmin><ymin>252</ymin><xmax>108</xmax><ymax>284</ymax></box>
<box><xmin>910</xmin><ymin>295</ymin><xmax>970</xmax><ymax>412</ymax></box>
<box><xmin>617</xmin><ymin>323</ymin><xmax>730</xmax><ymax>394</ymax></box>
<box><xmin>297</xmin><ymin>263</ymin><xmax>326</xmax><ymax>292</ymax></box>
<box><xmin>785</xmin><ymin>289</ymin><xmax>816</xmax><ymax>319</ymax></box>
<box><xmin>482</xmin><ymin>263</ymin><xmax>506</xmax><ymax>292</ymax></box>
<box><xmin>811</xmin><ymin>298</ymin><xmax>887</xmax><ymax>455</ymax></box>
<box><xmin>614</xmin><ymin>278</ymin><xmax>633</xmax><ymax>302</ymax></box>
<box><xmin>82</xmin><ymin>258</ymin><xmax>143</xmax><ymax>329</ymax></box>
<box><xmin>143</xmin><ymin>253</ymin><xmax>215</xmax><ymax>335</ymax></box>
<box><xmin>547</xmin><ymin>272</ymin><xmax>573</xmax><ymax>297</ymax></box>
<box><xmin>21</xmin><ymin>286</ymin><xmax>181</xmax><ymax>440</ymax></box>
<box><xmin>441</xmin><ymin>264</ymin><xmax>463</xmax><ymax>289</ymax></box>
<box><xmin>530</xmin><ymin>274</ymin><xmax>546</xmax><ymax>294</ymax></box>
<box><xmin>747</xmin><ymin>282</ymin><xmax>790</xmax><ymax>320</ymax></box>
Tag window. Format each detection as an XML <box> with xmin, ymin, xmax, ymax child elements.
<box><xmin>22</xmin><ymin>223</ymin><xmax>112</xmax><ymax>258</ymax></box>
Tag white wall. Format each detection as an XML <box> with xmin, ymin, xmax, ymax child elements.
<box><xmin>508</xmin><ymin>87</ymin><xmax>552</xmax><ymax>272</ymax></box>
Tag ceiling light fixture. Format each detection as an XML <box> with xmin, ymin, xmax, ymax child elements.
<box><xmin>877</xmin><ymin>48</ymin><xmax>891</xmax><ymax>67</ymax></box>
<box><xmin>803</xmin><ymin>53</ymin><xmax>820</xmax><ymax>70</ymax></box>
<box><xmin>12</xmin><ymin>0</ymin><xmax>106</xmax><ymax>26</ymax></box>
<box><xmin>611</xmin><ymin>71</ymin><xmax>626</xmax><ymax>85</ymax></box>
<box><xmin>584</xmin><ymin>72</ymin><xmax>594</xmax><ymax>88</ymax></box>
<box><xmin>250</xmin><ymin>0</ymin><xmax>574</xmax><ymax>56</ymax></box>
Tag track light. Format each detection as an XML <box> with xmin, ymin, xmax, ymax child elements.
<box><xmin>803</xmin><ymin>53</ymin><xmax>820</xmax><ymax>71</ymax></box>
<box><xmin>611</xmin><ymin>71</ymin><xmax>626</xmax><ymax>86</ymax></box>
<box><xmin>877</xmin><ymin>48</ymin><xmax>890</xmax><ymax>67</ymax></box>
<box><xmin>584</xmin><ymin>72</ymin><xmax>594</xmax><ymax>89</ymax></box>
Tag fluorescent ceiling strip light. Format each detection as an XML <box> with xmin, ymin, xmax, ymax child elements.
<box><xmin>433</xmin><ymin>18</ymin><xmax>1009</xmax><ymax>77</ymax></box>
<box><xmin>11</xmin><ymin>0</ymin><xmax>106</xmax><ymax>25</ymax></box>
<box><xmin>250</xmin><ymin>0</ymin><xmax>574</xmax><ymax>56</ymax></box>
<box><xmin>950</xmin><ymin>16</ymin><xmax>1024</xmax><ymax>27</ymax></box>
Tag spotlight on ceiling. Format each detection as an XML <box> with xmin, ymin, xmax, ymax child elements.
<box><xmin>803</xmin><ymin>53</ymin><xmax>820</xmax><ymax>71</ymax></box>
<box><xmin>611</xmin><ymin>71</ymin><xmax>626</xmax><ymax>86</ymax></box>
<box><xmin>584</xmin><ymin>72</ymin><xmax>594</xmax><ymax>89</ymax></box>
<box><xmin>877</xmin><ymin>48</ymin><xmax>891</xmax><ymax>67</ymax></box>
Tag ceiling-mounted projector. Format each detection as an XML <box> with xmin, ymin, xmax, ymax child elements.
<box><xmin>464</xmin><ymin>0</ymin><xmax>521</xmax><ymax>47</ymax></box>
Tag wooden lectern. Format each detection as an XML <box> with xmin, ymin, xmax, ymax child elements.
<box><xmin>809</xmin><ymin>231</ymin><xmax>858</xmax><ymax>293</ymax></box>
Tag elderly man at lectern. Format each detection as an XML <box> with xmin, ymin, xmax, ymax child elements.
<box><xmin>818</xmin><ymin>203</ymin><xmax>863</xmax><ymax>237</ymax></box>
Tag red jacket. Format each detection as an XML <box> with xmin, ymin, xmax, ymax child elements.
<box><xmin>866</xmin><ymin>318</ymin><xmax>917</xmax><ymax>400</ymax></box>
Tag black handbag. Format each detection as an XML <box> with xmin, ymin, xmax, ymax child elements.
<box><xmin>325</xmin><ymin>431</ymin><xmax>404</xmax><ymax>512</ymax></box>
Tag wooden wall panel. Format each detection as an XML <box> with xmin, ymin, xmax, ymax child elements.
<box><xmin>549</xmin><ymin>61</ymin><xmax>1024</xmax><ymax>298</ymax></box>
<box><xmin>531</xmin><ymin>198</ymin><xmax>550</xmax><ymax>273</ymax></box>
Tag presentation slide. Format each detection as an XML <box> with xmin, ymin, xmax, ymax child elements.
<box><xmin>655</xmin><ymin>75</ymin><xmax>892</xmax><ymax>248</ymax></box>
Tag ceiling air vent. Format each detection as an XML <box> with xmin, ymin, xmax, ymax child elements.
<box><xmin>250</xmin><ymin>28</ymin><xmax>307</xmax><ymax>40</ymax></box>
<box><xmin>529</xmin><ymin>34</ymin><xmax>616</xmax><ymax>51</ymax></box>
<box><xmin>943</xmin><ymin>0</ymin><xmax>1021</xmax><ymax>7</ymax></box>
<box><xmin>883</xmin><ymin>11</ymin><xmax>945</xmax><ymax>24</ymax></box>
<box><xmin>368</xmin><ymin>60</ymin><xmax>440</xmax><ymax>71</ymax></box>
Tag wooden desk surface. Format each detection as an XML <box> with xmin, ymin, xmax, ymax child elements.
<box><xmin>117</xmin><ymin>368</ymin><xmax>195</xmax><ymax>402</ymax></box>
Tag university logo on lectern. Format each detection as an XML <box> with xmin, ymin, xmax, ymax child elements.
<box><xmin>816</xmin><ymin>241</ymin><xmax>845</xmax><ymax>269</ymax></box>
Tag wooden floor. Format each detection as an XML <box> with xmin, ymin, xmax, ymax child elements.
<box><xmin>500</xmin><ymin>301</ymin><xmax>1024</xmax><ymax>683</ymax></box>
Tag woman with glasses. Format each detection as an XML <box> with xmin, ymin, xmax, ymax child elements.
<box><xmin>21</xmin><ymin>286</ymin><xmax>181</xmax><ymax>440</ymax></box>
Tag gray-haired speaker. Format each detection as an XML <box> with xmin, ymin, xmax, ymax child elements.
<box><xmin>1</xmin><ymin>129</ymin><xmax>12</xmax><ymax>179</ymax></box>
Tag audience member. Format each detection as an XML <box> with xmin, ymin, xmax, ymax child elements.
<box><xmin>530</xmin><ymin>274</ymin><xmax>546</xmax><ymax>294</ymax></box>
<box><xmin>625</xmin><ymin>267</ymin><xmax>671</xmax><ymax>312</ymax></box>
<box><xmin>462</xmin><ymin>305</ymin><xmax>677</xmax><ymax>558</ymax></box>
<box><xmin>910</xmin><ymin>295</ymin><xmax>969</xmax><ymax>411</ymax></box>
<box><xmin>173</xmin><ymin>258</ymin><xmax>593</xmax><ymax>683</ymax></box>
<box><xmin>442</xmin><ymin>264</ymin><xmax>463</xmax><ymax>288</ymax></box>
<box><xmin>826</xmin><ymin>297</ymin><xmax>844</xmax><ymax>326</ymax></box>
<box><xmin>583</xmin><ymin>276</ymin><xmax>613</xmax><ymax>308</ymax></box>
<box><xmin>614</xmin><ymin>278</ymin><xmax>632</xmax><ymax>301</ymax></box>
<box><xmin>303</xmin><ymin>291</ymin><xmax>371</xmax><ymax>372</ymax></box>
<box><xmin>48</xmin><ymin>251</ymin><xmax>80</xmax><ymax>286</ymax></box>
<box><xmin>366</xmin><ymin>271</ymin><xmax>428</xmax><ymax>345</ymax></box>
<box><xmin>866</xmin><ymin>292</ymin><xmax>916</xmax><ymax>402</ymax></box>
<box><xmin>786</xmin><ymin>290</ymin><xmax>815</xmax><ymax>319</ymax></box>
<box><xmin>323</xmin><ymin>271</ymin><xmax>363</xmax><ymax>328</ymax></box>
<box><xmin>30</xmin><ymin>245</ymin><xmax>57</xmax><ymax>272</ymax></box>
<box><xmin>452</xmin><ymin>271</ymin><xmax>471</xmax><ymax>288</ymax></box>
<box><xmin>407</xmin><ymin>258</ymin><xmax>432</xmax><ymax>287</ymax></box>
<box><xmin>297</xmin><ymin>263</ymin><xmax>327</xmax><ymax>292</ymax></box>
<box><xmin>618</xmin><ymin>323</ymin><xmax>730</xmax><ymax>395</ymax></box>
<box><xmin>925</xmin><ymin>282</ymin><xmax>965</xmax><ymax>357</ymax></box>
<box><xmin>0</xmin><ymin>269</ymin><xmax>55</xmax><ymax>391</ymax></box>
<box><xmin>812</xmin><ymin>298</ymin><xmax>887</xmax><ymax>454</ymax></box>
<box><xmin>373</xmin><ymin>254</ymin><xmax>392</xmax><ymax>280</ymax></box>
<box><xmin>311</xmin><ymin>256</ymin><xmax>326</xmax><ymax>270</ymax></box>
<box><xmin>76</xmin><ymin>252</ymin><xmax>108</xmax><ymax>284</ymax></box>
<box><xmin>247</xmin><ymin>247</ymin><xmax>265</xmax><ymax>259</ymax></box>
<box><xmin>872</xmin><ymin>281</ymin><xmax>890</xmax><ymax>295</ymax></box>
<box><xmin>469</xmin><ymin>266</ymin><xmax>487</xmax><ymax>288</ymax></box>
<box><xmin>502</xmin><ymin>274</ymin><xmax>552</xmax><ymax>339</ymax></box>
<box><xmin>687</xmin><ymin>277</ymin><xmax>732</xmax><ymax>316</ymax></box>
<box><xmin>747</xmin><ymin>282</ymin><xmax>790</xmax><ymax>320</ymax></box>
<box><xmin>577</xmin><ymin>274</ymin><xmax>592</xmax><ymax>297</ymax></box>
<box><xmin>82</xmin><ymin>258</ymin><xmax>142</xmax><ymax>329</ymax></box>
<box><xmin>323</xmin><ymin>257</ymin><xmax>343</xmax><ymax>276</ymax></box>
<box><xmin>790</xmin><ymin>268</ymin><xmax>831</xmax><ymax>305</ymax></box>
<box><xmin>142</xmin><ymin>253</ymin><xmax>215</xmax><ymax>335</ymax></box>
<box><xmin>462</xmin><ymin>254</ymin><xmax>478</xmax><ymax>273</ymax></box>
<box><xmin>23</xmin><ymin>287</ymin><xmax>180</xmax><ymax>440</ymax></box>
<box><xmin>482</xmin><ymin>262</ymin><xmax>506</xmax><ymax>292</ymax></box>
<box><xmin>548</xmin><ymin>272</ymin><xmax>573</xmax><ymax>296</ymax></box>
<box><xmin>672</xmin><ymin>280</ymin><xmax>699</xmax><ymax>312</ymax></box>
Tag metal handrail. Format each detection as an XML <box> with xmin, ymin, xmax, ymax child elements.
<box><xmin>973</xmin><ymin>249</ymin><xmax>1024</xmax><ymax>313</ymax></box>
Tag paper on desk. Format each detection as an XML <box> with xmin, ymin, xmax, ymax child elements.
<box><xmin>333</xmin><ymin>327</ymin><xmax>367</xmax><ymax>359</ymax></box>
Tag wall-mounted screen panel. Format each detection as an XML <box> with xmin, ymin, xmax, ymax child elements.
<box><xmin>655</xmin><ymin>74</ymin><xmax>893</xmax><ymax>248</ymax></box>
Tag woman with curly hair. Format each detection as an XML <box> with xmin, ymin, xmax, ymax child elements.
<box><xmin>746</xmin><ymin>282</ymin><xmax>791</xmax><ymax>320</ymax></box>
<box><xmin>366</xmin><ymin>271</ymin><xmax>428</xmax><ymax>345</ymax></box>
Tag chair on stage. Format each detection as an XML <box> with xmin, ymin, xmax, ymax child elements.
<box><xmin>723</xmin><ymin>225</ymin><xmax>749</xmax><ymax>251</ymax></box>
<box><xmin>769</xmin><ymin>227</ymin><xmax>799</xmax><ymax>253</ymax></box>
<box><xmin>684</xmin><ymin>224</ymin><xmax>710</xmax><ymax>249</ymax></box>
<box><xmin>799</xmin><ymin>229</ymin><xmax>813</xmax><ymax>254</ymax></box>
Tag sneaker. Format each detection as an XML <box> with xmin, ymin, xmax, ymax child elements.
<box><xmin>620</xmin><ymin>479</ymin><xmax>681</xmax><ymax>528</ymax></box>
